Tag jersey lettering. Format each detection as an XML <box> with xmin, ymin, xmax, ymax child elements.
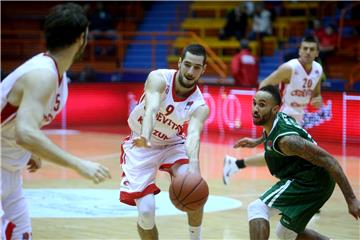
<box><xmin>152</xmin><ymin>129</ymin><xmax>169</xmax><ymax>140</ymax></box>
<box><xmin>43</xmin><ymin>113</ymin><xmax>54</xmax><ymax>122</ymax></box>
<box><xmin>137</xmin><ymin>112</ymin><xmax>182</xmax><ymax>132</ymax></box>
<box><xmin>42</xmin><ymin>93</ymin><xmax>62</xmax><ymax>123</ymax></box>
<box><xmin>165</xmin><ymin>104</ymin><xmax>174</xmax><ymax>116</ymax></box>
<box><xmin>290</xmin><ymin>102</ymin><xmax>308</xmax><ymax>108</ymax></box>
<box><xmin>137</xmin><ymin>116</ymin><xmax>143</xmax><ymax>124</ymax></box>
<box><xmin>53</xmin><ymin>93</ymin><xmax>61</xmax><ymax>111</ymax></box>
<box><xmin>290</xmin><ymin>89</ymin><xmax>313</xmax><ymax>97</ymax></box>
<box><xmin>155</xmin><ymin>112</ymin><xmax>180</xmax><ymax>130</ymax></box>
<box><xmin>302</xmin><ymin>78</ymin><xmax>313</xmax><ymax>88</ymax></box>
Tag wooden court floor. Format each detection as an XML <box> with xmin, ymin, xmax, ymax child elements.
<box><xmin>23</xmin><ymin>130</ymin><xmax>360</xmax><ymax>240</ymax></box>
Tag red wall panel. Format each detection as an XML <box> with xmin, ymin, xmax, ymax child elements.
<box><xmin>49</xmin><ymin>83</ymin><xmax>360</xmax><ymax>143</ymax></box>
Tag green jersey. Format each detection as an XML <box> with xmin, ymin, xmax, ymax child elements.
<box><xmin>260</xmin><ymin>113</ymin><xmax>335</xmax><ymax>233</ymax></box>
<box><xmin>264</xmin><ymin>112</ymin><xmax>320</xmax><ymax>179</ymax></box>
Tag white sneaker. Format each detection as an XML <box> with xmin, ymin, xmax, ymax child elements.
<box><xmin>223</xmin><ymin>155</ymin><xmax>240</xmax><ymax>185</ymax></box>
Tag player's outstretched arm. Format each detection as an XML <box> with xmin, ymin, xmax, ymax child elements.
<box><xmin>233</xmin><ymin>136</ymin><xmax>264</xmax><ymax>148</ymax></box>
<box><xmin>259</xmin><ymin>64</ymin><xmax>292</xmax><ymax>88</ymax></box>
<box><xmin>133</xmin><ymin>70</ymin><xmax>166</xmax><ymax>148</ymax></box>
<box><xmin>185</xmin><ymin>104</ymin><xmax>210</xmax><ymax>174</ymax></box>
<box><xmin>278</xmin><ymin>135</ymin><xmax>360</xmax><ymax>220</ymax></box>
<box><xmin>15</xmin><ymin>70</ymin><xmax>111</xmax><ymax>183</ymax></box>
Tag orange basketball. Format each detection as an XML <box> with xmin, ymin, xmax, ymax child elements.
<box><xmin>169</xmin><ymin>172</ymin><xmax>209</xmax><ymax>212</ymax></box>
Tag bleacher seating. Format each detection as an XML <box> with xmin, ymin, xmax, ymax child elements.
<box><xmin>2</xmin><ymin>1</ymin><xmax>359</xmax><ymax>88</ymax></box>
<box><xmin>282</xmin><ymin>2</ymin><xmax>319</xmax><ymax>19</ymax></box>
<box><xmin>272</xmin><ymin>17</ymin><xmax>308</xmax><ymax>42</ymax></box>
<box><xmin>167</xmin><ymin>2</ymin><xmax>279</xmax><ymax>76</ymax></box>
<box><xmin>325</xmin><ymin>37</ymin><xmax>359</xmax><ymax>81</ymax></box>
<box><xmin>1</xmin><ymin>1</ymin><xmax>145</xmax><ymax>79</ymax></box>
<box><xmin>180</xmin><ymin>18</ymin><xmax>226</xmax><ymax>38</ymax></box>
<box><xmin>190</xmin><ymin>2</ymin><xmax>240</xmax><ymax>18</ymax></box>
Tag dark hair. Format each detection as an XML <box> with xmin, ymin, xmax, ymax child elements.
<box><xmin>44</xmin><ymin>3</ymin><xmax>89</xmax><ymax>51</ymax></box>
<box><xmin>259</xmin><ymin>85</ymin><xmax>282</xmax><ymax>106</ymax></box>
<box><xmin>240</xmin><ymin>38</ymin><xmax>250</xmax><ymax>50</ymax></box>
<box><xmin>301</xmin><ymin>35</ymin><xmax>320</xmax><ymax>50</ymax></box>
<box><xmin>181</xmin><ymin>44</ymin><xmax>207</xmax><ymax>65</ymax></box>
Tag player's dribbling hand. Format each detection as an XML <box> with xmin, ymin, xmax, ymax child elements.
<box><xmin>348</xmin><ymin>198</ymin><xmax>360</xmax><ymax>220</ymax></box>
<box><xmin>132</xmin><ymin>136</ymin><xmax>151</xmax><ymax>148</ymax></box>
<box><xmin>27</xmin><ymin>156</ymin><xmax>42</xmax><ymax>173</ymax></box>
<box><xmin>77</xmin><ymin>160</ymin><xmax>111</xmax><ymax>184</ymax></box>
<box><xmin>233</xmin><ymin>137</ymin><xmax>260</xmax><ymax>148</ymax></box>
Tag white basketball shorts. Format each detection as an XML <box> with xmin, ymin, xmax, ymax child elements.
<box><xmin>119</xmin><ymin>136</ymin><xmax>188</xmax><ymax>206</ymax></box>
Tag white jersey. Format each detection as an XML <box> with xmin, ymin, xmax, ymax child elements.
<box><xmin>1</xmin><ymin>53</ymin><xmax>68</xmax><ymax>171</ymax></box>
<box><xmin>127</xmin><ymin>69</ymin><xmax>206</xmax><ymax>146</ymax></box>
<box><xmin>281</xmin><ymin>59</ymin><xmax>323</xmax><ymax>122</ymax></box>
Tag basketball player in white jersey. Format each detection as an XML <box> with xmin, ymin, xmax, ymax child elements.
<box><xmin>223</xmin><ymin>36</ymin><xmax>324</xmax><ymax>184</ymax></box>
<box><xmin>1</xmin><ymin>3</ymin><xmax>111</xmax><ymax>239</ymax></box>
<box><xmin>120</xmin><ymin>44</ymin><xmax>209</xmax><ymax>240</ymax></box>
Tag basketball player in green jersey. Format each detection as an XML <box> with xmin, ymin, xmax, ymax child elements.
<box><xmin>243</xmin><ymin>85</ymin><xmax>359</xmax><ymax>239</ymax></box>
<box><xmin>223</xmin><ymin>36</ymin><xmax>324</xmax><ymax>186</ymax></box>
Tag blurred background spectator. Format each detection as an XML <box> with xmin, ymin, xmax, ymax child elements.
<box><xmin>313</xmin><ymin>19</ymin><xmax>325</xmax><ymax>39</ymax></box>
<box><xmin>87</xmin><ymin>2</ymin><xmax>119</xmax><ymax>56</ymax></box>
<box><xmin>230</xmin><ymin>39</ymin><xmax>259</xmax><ymax>88</ymax></box>
<box><xmin>318</xmin><ymin>24</ymin><xmax>338</xmax><ymax>63</ymax></box>
<box><xmin>247</xmin><ymin>2</ymin><xmax>273</xmax><ymax>56</ymax></box>
<box><xmin>247</xmin><ymin>2</ymin><xmax>273</xmax><ymax>40</ymax></box>
<box><xmin>219</xmin><ymin>3</ymin><xmax>248</xmax><ymax>41</ymax></box>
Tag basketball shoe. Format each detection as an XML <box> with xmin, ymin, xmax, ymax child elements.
<box><xmin>223</xmin><ymin>155</ymin><xmax>240</xmax><ymax>185</ymax></box>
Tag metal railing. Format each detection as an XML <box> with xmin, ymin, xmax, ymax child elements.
<box><xmin>1</xmin><ymin>30</ymin><xmax>228</xmax><ymax>80</ymax></box>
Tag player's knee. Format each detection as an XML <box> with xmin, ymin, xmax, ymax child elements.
<box><xmin>275</xmin><ymin>222</ymin><xmax>297</xmax><ymax>240</ymax></box>
<box><xmin>136</xmin><ymin>195</ymin><xmax>156</xmax><ymax>230</ymax></box>
<box><xmin>247</xmin><ymin>199</ymin><xmax>270</xmax><ymax>221</ymax></box>
<box><xmin>138</xmin><ymin>207</ymin><xmax>155</xmax><ymax>230</ymax></box>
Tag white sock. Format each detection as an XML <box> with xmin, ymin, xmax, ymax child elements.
<box><xmin>189</xmin><ymin>226</ymin><xmax>201</xmax><ymax>240</ymax></box>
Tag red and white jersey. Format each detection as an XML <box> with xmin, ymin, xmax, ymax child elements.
<box><xmin>281</xmin><ymin>59</ymin><xmax>323</xmax><ymax>122</ymax></box>
<box><xmin>1</xmin><ymin>53</ymin><xmax>68</xmax><ymax>171</ymax></box>
<box><xmin>127</xmin><ymin>69</ymin><xmax>206</xmax><ymax>146</ymax></box>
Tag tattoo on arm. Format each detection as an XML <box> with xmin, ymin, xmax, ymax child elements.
<box><xmin>278</xmin><ymin>135</ymin><xmax>356</xmax><ymax>204</ymax></box>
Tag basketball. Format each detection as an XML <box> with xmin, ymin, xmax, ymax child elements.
<box><xmin>169</xmin><ymin>172</ymin><xmax>209</xmax><ymax>212</ymax></box>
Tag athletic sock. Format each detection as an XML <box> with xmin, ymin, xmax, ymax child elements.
<box><xmin>235</xmin><ymin>159</ymin><xmax>246</xmax><ymax>169</ymax></box>
<box><xmin>189</xmin><ymin>225</ymin><xmax>201</xmax><ymax>240</ymax></box>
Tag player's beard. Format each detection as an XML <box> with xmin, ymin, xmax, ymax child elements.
<box><xmin>253</xmin><ymin>111</ymin><xmax>272</xmax><ymax>126</ymax></box>
<box><xmin>178</xmin><ymin>72</ymin><xmax>197</xmax><ymax>89</ymax></box>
